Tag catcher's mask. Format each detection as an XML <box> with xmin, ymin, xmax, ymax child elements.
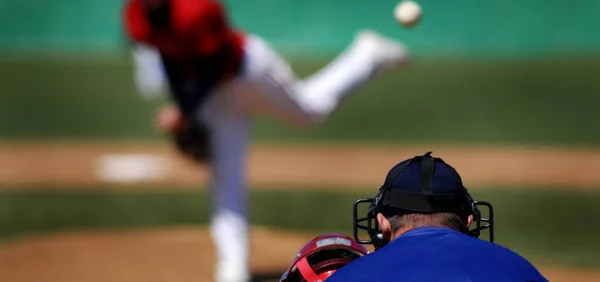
<box><xmin>353</xmin><ymin>152</ymin><xmax>494</xmax><ymax>250</ymax></box>
<box><xmin>280</xmin><ymin>234</ymin><xmax>368</xmax><ymax>282</ymax></box>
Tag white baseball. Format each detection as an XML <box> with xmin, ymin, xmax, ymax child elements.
<box><xmin>394</xmin><ymin>1</ymin><xmax>422</xmax><ymax>28</ymax></box>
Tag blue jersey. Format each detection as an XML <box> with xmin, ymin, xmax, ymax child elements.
<box><xmin>328</xmin><ymin>227</ymin><xmax>547</xmax><ymax>282</ymax></box>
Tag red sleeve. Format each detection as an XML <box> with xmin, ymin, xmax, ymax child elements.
<box><xmin>123</xmin><ymin>0</ymin><xmax>151</xmax><ymax>43</ymax></box>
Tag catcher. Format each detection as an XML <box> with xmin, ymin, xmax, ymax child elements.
<box><xmin>280</xmin><ymin>234</ymin><xmax>369</xmax><ymax>282</ymax></box>
<box><xmin>124</xmin><ymin>0</ymin><xmax>409</xmax><ymax>281</ymax></box>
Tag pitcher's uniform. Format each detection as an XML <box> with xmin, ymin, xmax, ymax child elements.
<box><xmin>124</xmin><ymin>0</ymin><xmax>409</xmax><ymax>281</ymax></box>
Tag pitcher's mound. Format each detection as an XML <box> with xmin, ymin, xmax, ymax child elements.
<box><xmin>0</xmin><ymin>227</ymin><xmax>598</xmax><ymax>282</ymax></box>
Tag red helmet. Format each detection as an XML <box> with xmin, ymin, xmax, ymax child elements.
<box><xmin>280</xmin><ymin>234</ymin><xmax>369</xmax><ymax>282</ymax></box>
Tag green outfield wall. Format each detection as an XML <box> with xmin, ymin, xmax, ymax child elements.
<box><xmin>1</xmin><ymin>0</ymin><xmax>599</xmax><ymax>56</ymax></box>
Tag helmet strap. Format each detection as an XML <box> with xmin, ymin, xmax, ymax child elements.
<box><xmin>297</xmin><ymin>256</ymin><xmax>323</xmax><ymax>282</ymax></box>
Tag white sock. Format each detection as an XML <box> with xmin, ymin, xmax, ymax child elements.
<box><xmin>210</xmin><ymin>210</ymin><xmax>250</xmax><ymax>282</ymax></box>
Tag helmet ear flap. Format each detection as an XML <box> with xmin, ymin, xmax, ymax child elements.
<box><xmin>367</xmin><ymin>191</ymin><xmax>390</xmax><ymax>250</ymax></box>
<box><xmin>373</xmin><ymin>231</ymin><xmax>388</xmax><ymax>250</ymax></box>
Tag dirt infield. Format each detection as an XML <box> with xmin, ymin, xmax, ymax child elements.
<box><xmin>1</xmin><ymin>142</ymin><xmax>600</xmax><ymax>189</ymax></box>
<box><xmin>1</xmin><ymin>227</ymin><xmax>598</xmax><ymax>282</ymax></box>
<box><xmin>0</xmin><ymin>227</ymin><xmax>313</xmax><ymax>282</ymax></box>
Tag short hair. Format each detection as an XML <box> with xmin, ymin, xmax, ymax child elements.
<box><xmin>387</xmin><ymin>212</ymin><xmax>467</xmax><ymax>234</ymax></box>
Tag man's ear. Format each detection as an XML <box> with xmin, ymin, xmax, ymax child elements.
<box><xmin>377</xmin><ymin>213</ymin><xmax>392</xmax><ymax>240</ymax></box>
<box><xmin>466</xmin><ymin>214</ymin><xmax>474</xmax><ymax>229</ymax></box>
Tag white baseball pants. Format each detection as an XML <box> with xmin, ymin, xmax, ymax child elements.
<box><xmin>196</xmin><ymin>34</ymin><xmax>386</xmax><ymax>282</ymax></box>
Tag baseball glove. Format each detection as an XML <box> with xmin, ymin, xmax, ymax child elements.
<box><xmin>171</xmin><ymin>120</ymin><xmax>211</xmax><ymax>163</ymax></box>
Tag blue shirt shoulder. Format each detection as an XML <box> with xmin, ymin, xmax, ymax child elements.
<box><xmin>328</xmin><ymin>227</ymin><xmax>547</xmax><ymax>282</ymax></box>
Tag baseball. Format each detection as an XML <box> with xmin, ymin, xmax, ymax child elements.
<box><xmin>394</xmin><ymin>1</ymin><xmax>422</xmax><ymax>28</ymax></box>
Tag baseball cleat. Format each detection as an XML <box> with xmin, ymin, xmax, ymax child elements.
<box><xmin>355</xmin><ymin>29</ymin><xmax>410</xmax><ymax>73</ymax></box>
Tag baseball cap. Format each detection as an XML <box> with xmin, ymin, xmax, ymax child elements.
<box><xmin>376</xmin><ymin>152</ymin><xmax>470</xmax><ymax>215</ymax></box>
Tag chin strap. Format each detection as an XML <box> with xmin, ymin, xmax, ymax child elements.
<box><xmin>297</xmin><ymin>256</ymin><xmax>323</xmax><ymax>282</ymax></box>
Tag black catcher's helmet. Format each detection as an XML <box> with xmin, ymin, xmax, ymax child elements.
<box><xmin>353</xmin><ymin>152</ymin><xmax>494</xmax><ymax>250</ymax></box>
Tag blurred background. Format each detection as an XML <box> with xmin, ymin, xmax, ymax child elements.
<box><xmin>1</xmin><ymin>0</ymin><xmax>600</xmax><ymax>281</ymax></box>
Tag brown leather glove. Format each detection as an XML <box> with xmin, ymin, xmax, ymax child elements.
<box><xmin>171</xmin><ymin>120</ymin><xmax>211</xmax><ymax>163</ymax></box>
